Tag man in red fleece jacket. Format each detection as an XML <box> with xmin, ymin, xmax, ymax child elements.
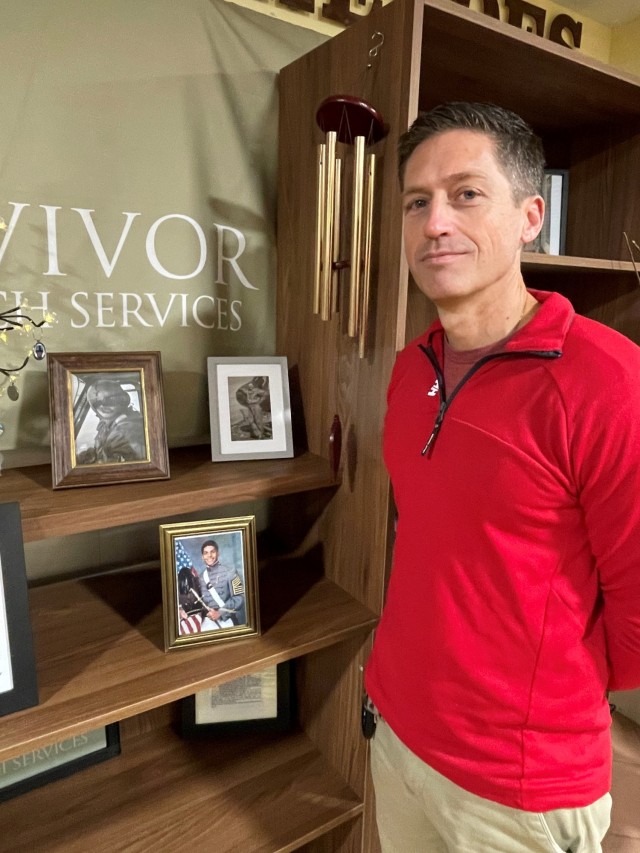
<box><xmin>364</xmin><ymin>102</ymin><xmax>640</xmax><ymax>852</ymax></box>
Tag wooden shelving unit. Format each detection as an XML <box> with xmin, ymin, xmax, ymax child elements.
<box><xmin>0</xmin><ymin>444</ymin><xmax>373</xmax><ymax>851</ymax></box>
<box><xmin>522</xmin><ymin>254</ymin><xmax>637</xmax><ymax>274</ymax></box>
<box><xmin>0</xmin><ymin>567</ymin><xmax>376</xmax><ymax>762</ymax></box>
<box><xmin>276</xmin><ymin>2</ymin><xmax>640</xmax><ymax>850</ymax></box>
<box><xmin>7</xmin><ymin>445</ymin><xmax>338</xmax><ymax>542</ymax></box>
<box><xmin>0</xmin><ymin>728</ymin><xmax>363</xmax><ymax>853</ymax></box>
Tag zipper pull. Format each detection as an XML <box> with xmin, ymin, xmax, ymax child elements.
<box><xmin>422</xmin><ymin>401</ymin><xmax>446</xmax><ymax>456</ymax></box>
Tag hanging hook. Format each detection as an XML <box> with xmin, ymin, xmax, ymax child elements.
<box><xmin>367</xmin><ymin>31</ymin><xmax>385</xmax><ymax>68</ymax></box>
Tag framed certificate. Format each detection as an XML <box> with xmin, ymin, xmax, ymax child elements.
<box><xmin>181</xmin><ymin>662</ymin><xmax>294</xmax><ymax>737</ymax></box>
<box><xmin>0</xmin><ymin>502</ymin><xmax>38</xmax><ymax>718</ymax></box>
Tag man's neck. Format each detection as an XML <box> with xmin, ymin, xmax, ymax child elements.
<box><xmin>436</xmin><ymin>280</ymin><xmax>537</xmax><ymax>352</ymax></box>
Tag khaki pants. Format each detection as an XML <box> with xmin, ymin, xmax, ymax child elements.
<box><xmin>370</xmin><ymin>717</ymin><xmax>611</xmax><ymax>853</ymax></box>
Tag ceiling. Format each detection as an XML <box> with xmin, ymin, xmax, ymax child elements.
<box><xmin>556</xmin><ymin>0</ymin><xmax>640</xmax><ymax>25</ymax></box>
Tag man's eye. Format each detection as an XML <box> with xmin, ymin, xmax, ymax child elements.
<box><xmin>460</xmin><ymin>189</ymin><xmax>478</xmax><ymax>201</ymax></box>
<box><xmin>405</xmin><ymin>198</ymin><xmax>427</xmax><ymax>212</ymax></box>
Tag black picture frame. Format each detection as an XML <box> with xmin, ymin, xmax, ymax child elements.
<box><xmin>0</xmin><ymin>723</ymin><xmax>120</xmax><ymax>802</ymax></box>
<box><xmin>525</xmin><ymin>168</ymin><xmax>569</xmax><ymax>256</ymax></box>
<box><xmin>181</xmin><ymin>662</ymin><xmax>294</xmax><ymax>738</ymax></box>
<box><xmin>0</xmin><ymin>501</ymin><xmax>38</xmax><ymax>718</ymax></box>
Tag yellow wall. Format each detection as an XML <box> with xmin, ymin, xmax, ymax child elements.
<box><xmin>464</xmin><ymin>0</ymin><xmax>611</xmax><ymax>62</ymax></box>
<box><xmin>611</xmin><ymin>16</ymin><xmax>640</xmax><ymax>76</ymax></box>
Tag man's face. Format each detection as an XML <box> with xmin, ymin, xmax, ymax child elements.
<box><xmin>88</xmin><ymin>382</ymin><xmax>129</xmax><ymax>421</ymax></box>
<box><xmin>202</xmin><ymin>545</ymin><xmax>218</xmax><ymax>567</ymax></box>
<box><xmin>401</xmin><ymin>129</ymin><xmax>542</xmax><ymax>308</ymax></box>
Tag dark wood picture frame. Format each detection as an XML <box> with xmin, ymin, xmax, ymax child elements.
<box><xmin>181</xmin><ymin>662</ymin><xmax>294</xmax><ymax>737</ymax></box>
<box><xmin>48</xmin><ymin>351</ymin><xmax>170</xmax><ymax>489</ymax></box>
<box><xmin>159</xmin><ymin>516</ymin><xmax>260</xmax><ymax>651</ymax></box>
<box><xmin>0</xmin><ymin>502</ymin><xmax>38</xmax><ymax>719</ymax></box>
<box><xmin>0</xmin><ymin>723</ymin><xmax>120</xmax><ymax>802</ymax></box>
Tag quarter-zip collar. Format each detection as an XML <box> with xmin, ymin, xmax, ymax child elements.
<box><xmin>417</xmin><ymin>289</ymin><xmax>571</xmax><ymax>456</ymax></box>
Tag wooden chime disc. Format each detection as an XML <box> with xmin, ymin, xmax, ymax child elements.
<box><xmin>316</xmin><ymin>95</ymin><xmax>388</xmax><ymax>146</ymax></box>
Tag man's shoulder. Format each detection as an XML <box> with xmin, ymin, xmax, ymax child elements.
<box><xmin>564</xmin><ymin>313</ymin><xmax>640</xmax><ymax>374</ymax></box>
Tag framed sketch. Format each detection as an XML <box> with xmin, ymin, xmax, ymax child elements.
<box><xmin>0</xmin><ymin>724</ymin><xmax>120</xmax><ymax>802</ymax></box>
<box><xmin>207</xmin><ymin>356</ymin><xmax>294</xmax><ymax>461</ymax></box>
<box><xmin>181</xmin><ymin>662</ymin><xmax>294</xmax><ymax>737</ymax></box>
<box><xmin>48</xmin><ymin>351</ymin><xmax>170</xmax><ymax>489</ymax></box>
<box><xmin>0</xmin><ymin>502</ymin><xmax>38</xmax><ymax>718</ymax></box>
<box><xmin>159</xmin><ymin>516</ymin><xmax>260</xmax><ymax>651</ymax></box>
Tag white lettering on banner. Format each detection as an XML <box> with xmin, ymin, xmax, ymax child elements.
<box><xmin>1</xmin><ymin>202</ymin><xmax>259</xmax><ymax>290</ymax></box>
<box><xmin>213</xmin><ymin>224</ymin><xmax>259</xmax><ymax>290</ymax></box>
<box><xmin>0</xmin><ymin>291</ymin><xmax>51</xmax><ymax>315</ymax></box>
<box><xmin>71</xmin><ymin>208</ymin><xmax>141</xmax><ymax>278</ymax></box>
<box><xmin>67</xmin><ymin>291</ymin><xmax>243</xmax><ymax>330</ymax></box>
<box><xmin>41</xmin><ymin>206</ymin><xmax>66</xmax><ymax>276</ymax></box>
<box><xmin>146</xmin><ymin>214</ymin><xmax>206</xmax><ymax>280</ymax></box>
<box><xmin>0</xmin><ymin>203</ymin><xmax>30</xmax><ymax>265</ymax></box>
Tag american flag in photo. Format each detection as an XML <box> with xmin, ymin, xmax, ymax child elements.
<box><xmin>180</xmin><ymin>614</ymin><xmax>202</xmax><ymax>634</ymax></box>
<box><xmin>175</xmin><ymin>539</ymin><xmax>203</xmax><ymax>635</ymax></box>
<box><xmin>175</xmin><ymin>539</ymin><xmax>194</xmax><ymax>571</ymax></box>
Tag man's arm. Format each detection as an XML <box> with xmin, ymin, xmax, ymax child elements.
<box><xmin>575</xmin><ymin>354</ymin><xmax>640</xmax><ymax>691</ymax></box>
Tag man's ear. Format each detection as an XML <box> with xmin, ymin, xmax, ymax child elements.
<box><xmin>521</xmin><ymin>195</ymin><xmax>544</xmax><ymax>246</ymax></box>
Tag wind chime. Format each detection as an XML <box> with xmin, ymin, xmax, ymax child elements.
<box><xmin>313</xmin><ymin>32</ymin><xmax>388</xmax><ymax>358</ymax></box>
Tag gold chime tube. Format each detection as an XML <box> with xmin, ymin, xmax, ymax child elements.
<box><xmin>331</xmin><ymin>157</ymin><xmax>342</xmax><ymax>316</ymax></box>
<box><xmin>348</xmin><ymin>135</ymin><xmax>365</xmax><ymax>337</ymax></box>
<box><xmin>313</xmin><ymin>142</ymin><xmax>326</xmax><ymax>316</ymax></box>
<box><xmin>321</xmin><ymin>131</ymin><xmax>337</xmax><ymax>321</ymax></box>
<box><xmin>359</xmin><ymin>153</ymin><xmax>376</xmax><ymax>359</ymax></box>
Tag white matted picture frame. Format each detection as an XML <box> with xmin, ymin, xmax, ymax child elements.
<box><xmin>159</xmin><ymin>516</ymin><xmax>260</xmax><ymax>651</ymax></box>
<box><xmin>207</xmin><ymin>356</ymin><xmax>293</xmax><ymax>461</ymax></box>
<box><xmin>0</xmin><ymin>502</ymin><xmax>38</xmax><ymax>719</ymax></box>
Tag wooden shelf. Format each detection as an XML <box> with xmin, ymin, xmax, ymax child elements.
<box><xmin>0</xmin><ymin>726</ymin><xmax>363</xmax><ymax>853</ymax></box>
<box><xmin>422</xmin><ymin>0</ymin><xmax>640</xmax><ymax>130</ymax></box>
<box><xmin>522</xmin><ymin>253</ymin><xmax>637</xmax><ymax>273</ymax></box>
<box><xmin>0</xmin><ymin>567</ymin><xmax>377</xmax><ymax>763</ymax></box>
<box><xmin>1</xmin><ymin>445</ymin><xmax>337</xmax><ymax>542</ymax></box>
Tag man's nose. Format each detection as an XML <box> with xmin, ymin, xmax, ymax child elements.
<box><xmin>422</xmin><ymin>197</ymin><xmax>452</xmax><ymax>239</ymax></box>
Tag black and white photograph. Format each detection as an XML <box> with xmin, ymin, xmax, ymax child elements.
<box><xmin>160</xmin><ymin>516</ymin><xmax>260</xmax><ymax>651</ymax></box>
<box><xmin>48</xmin><ymin>351</ymin><xmax>170</xmax><ymax>488</ymax></box>
<box><xmin>72</xmin><ymin>371</ymin><xmax>147</xmax><ymax>466</ymax></box>
<box><xmin>207</xmin><ymin>356</ymin><xmax>294</xmax><ymax>461</ymax></box>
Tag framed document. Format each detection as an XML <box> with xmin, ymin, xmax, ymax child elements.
<box><xmin>0</xmin><ymin>724</ymin><xmax>120</xmax><ymax>802</ymax></box>
<box><xmin>0</xmin><ymin>502</ymin><xmax>38</xmax><ymax>718</ymax></box>
<box><xmin>181</xmin><ymin>662</ymin><xmax>294</xmax><ymax>737</ymax></box>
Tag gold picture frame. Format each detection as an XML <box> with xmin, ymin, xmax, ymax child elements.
<box><xmin>47</xmin><ymin>351</ymin><xmax>170</xmax><ymax>489</ymax></box>
<box><xmin>159</xmin><ymin>516</ymin><xmax>260</xmax><ymax>651</ymax></box>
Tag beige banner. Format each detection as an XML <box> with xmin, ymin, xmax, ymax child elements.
<box><xmin>0</xmin><ymin>0</ymin><xmax>325</xmax><ymax>459</ymax></box>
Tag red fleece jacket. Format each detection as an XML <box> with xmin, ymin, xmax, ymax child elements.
<box><xmin>365</xmin><ymin>289</ymin><xmax>640</xmax><ymax>811</ymax></box>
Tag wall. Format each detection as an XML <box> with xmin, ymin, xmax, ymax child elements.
<box><xmin>611</xmin><ymin>15</ymin><xmax>640</xmax><ymax>76</ymax></box>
